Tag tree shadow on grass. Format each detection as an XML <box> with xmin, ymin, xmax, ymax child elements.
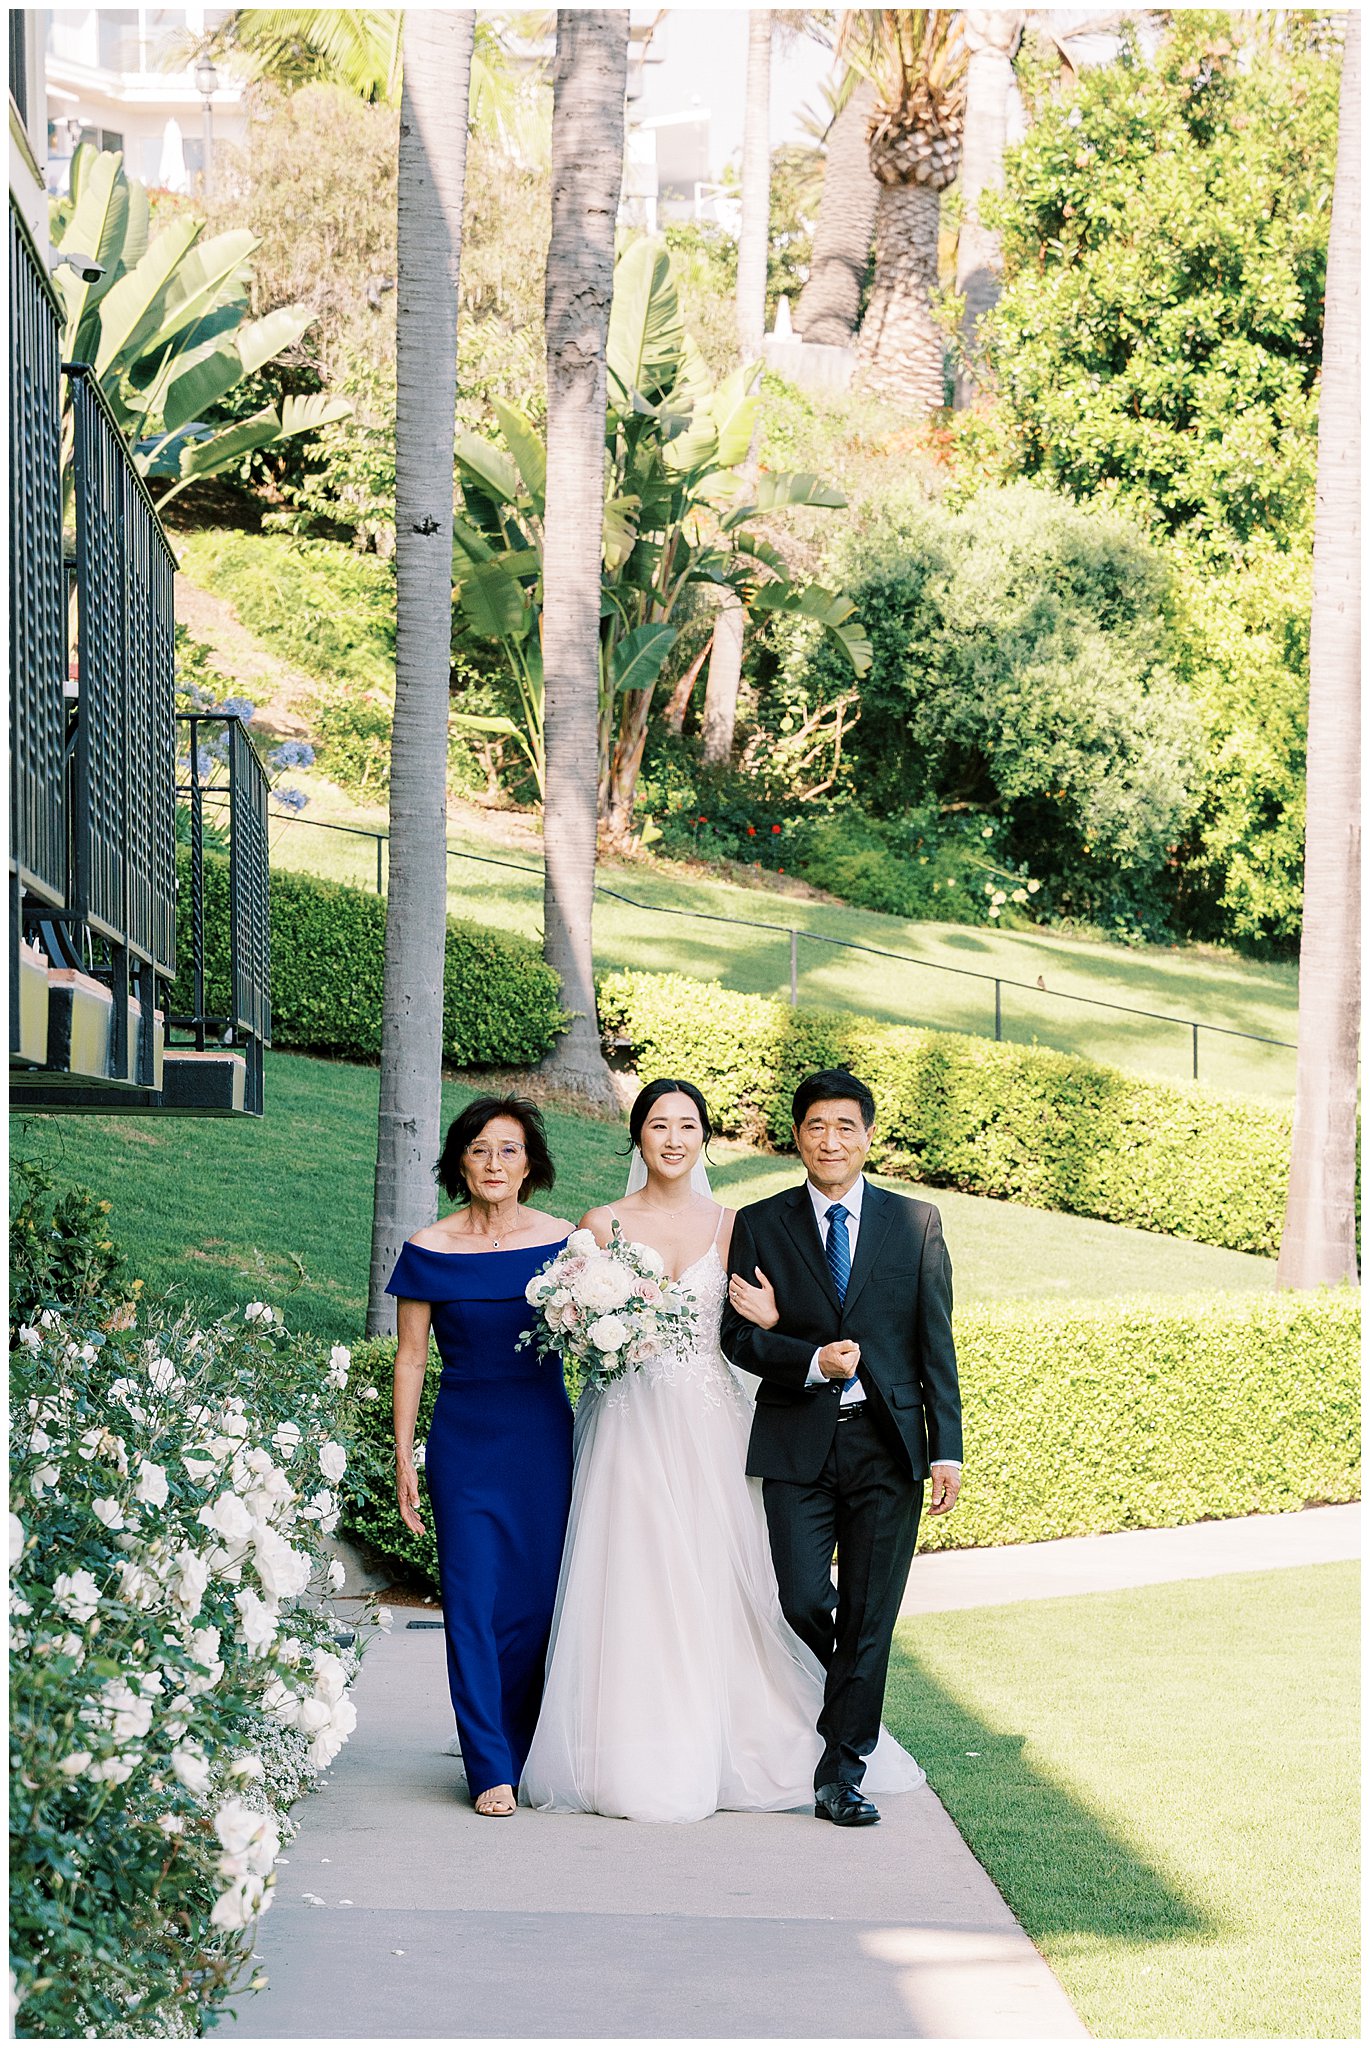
<box><xmin>884</xmin><ymin>1636</ymin><xmax>1211</xmax><ymax>1948</ymax></box>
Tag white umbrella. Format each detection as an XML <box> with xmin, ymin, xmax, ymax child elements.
<box><xmin>158</xmin><ymin>116</ymin><xmax>187</xmax><ymax>192</ymax></box>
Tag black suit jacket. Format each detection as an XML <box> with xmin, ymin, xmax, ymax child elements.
<box><xmin>720</xmin><ymin>1180</ymin><xmax>962</xmax><ymax>1485</ymax></box>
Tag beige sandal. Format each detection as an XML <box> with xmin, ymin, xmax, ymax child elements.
<box><xmin>474</xmin><ymin>1785</ymin><xmax>517</xmax><ymax>1817</ymax></box>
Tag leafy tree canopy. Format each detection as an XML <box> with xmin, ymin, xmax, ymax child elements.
<box><xmin>981</xmin><ymin>12</ymin><xmax>1341</xmax><ymax>561</ymax></box>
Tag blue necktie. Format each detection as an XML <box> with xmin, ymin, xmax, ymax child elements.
<box><xmin>825</xmin><ymin>1203</ymin><xmax>851</xmax><ymax>1303</ymax></box>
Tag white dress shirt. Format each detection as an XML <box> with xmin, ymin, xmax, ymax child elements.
<box><xmin>802</xmin><ymin>1176</ymin><xmax>962</xmax><ymax>1470</ymax></box>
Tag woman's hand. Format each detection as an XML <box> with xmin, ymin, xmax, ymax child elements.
<box><xmin>396</xmin><ymin>1453</ymin><xmax>425</xmax><ymax>1535</ymax></box>
<box><xmin>728</xmin><ymin>1265</ymin><xmax>779</xmax><ymax>1331</ymax></box>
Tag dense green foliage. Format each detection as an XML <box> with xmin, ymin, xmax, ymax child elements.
<box><xmin>171</xmin><ymin>852</ymin><xmax>567</xmax><ymax>1067</ymax></box>
<box><xmin>10</xmin><ymin>1158</ymin><xmax>143</xmax><ymax>1333</ymax></box>
<box><xmin>337</xmin><ymin>1291</ymin><xmax>1356</xmax><ymax>1591</ymax></box>
<box><xmin>10</xmin><ymin>1183</ymin><xmax>371</xmax><ymax>2036</ymax></box>
<box><xmin>773</xmin><ymin>483</ymin><xmax>1198</xmax><ymax>934</ymax></box>
<box><xmin>599</xmin><ymin>969</ymin><xmax>1292</xmax><ymax>1254</ymax></box>
<box><xmin>984</xmin><ymin>13</ymin><xmax>1339</xmax><ymax>557</ymax></box>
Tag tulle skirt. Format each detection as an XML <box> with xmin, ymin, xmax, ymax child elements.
<box><xmin>520</xmin><ymin>1343</ymin><xmax>923</xmax><ymax>1823</ymax></box>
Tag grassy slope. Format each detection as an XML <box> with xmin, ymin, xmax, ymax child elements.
<box><xmin>260</xmin><ymin>788</ymin><xmax>1298</xmax><ymax>1104</ymax></box>
<box><xmin>174</xmin><ymin>536</ymin><xmax>1298</xmax><ymax>1104</ymax></box>
<box><xmin>11</xmin><ymin>1050</ymin><xmax>1273</xmax><ymax>1345</ymax></box>
<box><xmin>885</xmin><ymin>1563</ymin><xmax>1359</xmax><ymax>2039</ymax></box>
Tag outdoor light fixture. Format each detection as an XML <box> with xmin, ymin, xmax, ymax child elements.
<box><xmin>195</xmin><ymin>54</ymin><xmax>219</xmax><ymax>198</ymax></box>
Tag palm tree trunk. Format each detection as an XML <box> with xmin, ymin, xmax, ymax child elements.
<box><xmin>1277</xmin><ymin>11</ymin><xmax>1360</xmax><ymax>1290</ymax></box>
<box><xmin>954</xmin><ymin>10</ymin><xmax>1022</xmax><ymax>406</ymax></box>
<box><xmin>539</xmin><ymin>8</ymin><xmax>627</xmax><ymax>1105</ymax></box>
<box><xmin>366</xmin><ymin>11</ymin><xmax>474</xmax><ymax>1334</ymax></box>
<box><xmin>735</xmin><ymin>9</ymin><xmax>772</xmax><ymax>360</ymax></box>
<box><xmin>701</xmin><ymin>13</ymin><xmax>770</xmax><ymax>772</ymax></box>
<box><xmin>856</xmin><ymin>178</ymin><xmax>946</xmax><ymax>411</ymax></box>
<box><xmin>794</xmin><ymin>79</ymin><xmax>878</xmax><ymax>346</ymax></box>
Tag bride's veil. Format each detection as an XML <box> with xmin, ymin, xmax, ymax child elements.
<box><xmin>623</xmin><ymin>1147</ymin><xmax>758</xmax><ymax>1406</ymax></box>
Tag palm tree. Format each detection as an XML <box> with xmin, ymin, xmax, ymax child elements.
<box><xmin>701</xmin><ymin>7</ymin><xmax>771</xmax><ymax>768</ymax></box>
<box><xmin>843</xmin><ymin>9</ymin><xmax>967</xmax><ymax>412</ymax></box>
<box><xmin>366</xmin><ymin>10</ymin><xmax>474</xmax><ymax>1334</ymax></box>
<box><xmin>538</xmin><ymin>8</ymin><xmax>628</xmax><ymax>1104</ymax></box>
<box><xmin>793</xmin><ymin>72</ymin><xmax>879</xmax><ymax>347</ymax></box>
<box><xmin>953</xmin><ymin>9</ymin><xmax>1023</xmax><ymax>404</ymax></box>
<box><xmin>1277</xmin><ymin>10</ymin><xmax>1360</xmax><ymax>1290</ymax></box>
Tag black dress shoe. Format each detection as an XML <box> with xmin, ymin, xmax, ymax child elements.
<box><xmin>815</xmin><ymin>1782</ymin><xmax>880</xmax><ymax>1826</ymax></box>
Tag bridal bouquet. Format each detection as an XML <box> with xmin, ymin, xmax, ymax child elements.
<box><xmin>522</xmin><ymin>1223</ymin><xmax>696</xmax><ymax>1393</ymax></box>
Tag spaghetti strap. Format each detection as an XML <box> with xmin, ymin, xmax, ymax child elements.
<box><xmin>710</xmin><ymin>1203</ymin><xmax>725</xmax><ymax>1247</ymax></box>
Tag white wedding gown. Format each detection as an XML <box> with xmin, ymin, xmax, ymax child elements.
<box><xmin>519</xmin><ymin>1232</ymin><xmax>924</xmax><ymax>1822</ymax></box>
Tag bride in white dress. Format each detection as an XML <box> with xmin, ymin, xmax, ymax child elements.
<box><xmin>520</xmin><ymin>1079</ymin><xmax>922</xmax><ymax>1823</ymax></box>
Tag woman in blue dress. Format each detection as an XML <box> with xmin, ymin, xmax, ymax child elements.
<box><xmin>387</xmin><ymin>1096</ymin><xmax>573</xmax><ymax>1817</ymax></box>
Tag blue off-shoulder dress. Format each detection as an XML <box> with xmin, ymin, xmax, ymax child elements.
<box><xmin>386</xmin><ymin>1237</ymin><xmax>572</xmax><ymax>1800</ymax></box>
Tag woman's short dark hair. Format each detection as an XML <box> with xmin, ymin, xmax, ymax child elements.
<box><xmin>791</xmin><ymin>1068</ymin><xmax>876</xmax><ymax>1132</ymax></box>
<box><xmin>629</xmin><ymin>1077</ymin><xmax>714</xmax><ymax>1152</ymax></box>
<box><xmin>437</xmin><ymin>1096</ymin><xmax>555</xmax><ymax>1203</ymax></box>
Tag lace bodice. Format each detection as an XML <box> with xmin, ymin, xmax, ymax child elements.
<box><xmin>599</xmin><ymin>1246</ymin><xmax>748</xmax><ymax>1414</ymax></box>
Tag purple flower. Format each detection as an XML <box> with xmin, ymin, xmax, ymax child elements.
<box><xmin>270</xmin><ymin>741</ymin><xmax>316</xmax><ymax>771</ymax></box>
<box><xmin>274</xmin><ymin>788</ymin><xmax>309</xmax><ymax>812</ymax></box>
<box><xmin>195</xmin><ymin>748</ymin><xmax>216</xmax><ymax>780</ymax></box>
<box><xmin>214</xmin><ymin>698</ymin><xmax>257</xmax><ymax>724</ymax></box>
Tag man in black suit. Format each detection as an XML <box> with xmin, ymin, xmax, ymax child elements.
<box><xmin>720</xmin><ymin>1068</ymin><xmax>962</xmax><ymax>1828</ymax></box>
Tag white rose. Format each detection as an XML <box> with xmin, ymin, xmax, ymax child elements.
<box><xmin>375</xmin><ymin>1606</ymin><xmax>394</xmax><ymax>1633</ymax></box>
<box><xmin>576</xmin><ymin>1260</ymin><xmax>635</xmax><ymax>1313</ymax></box>
<box><xmin>243</xmin><ymin>1301</ymin><xmax>275</xmax><ymax>1325</ymax></box>
<box><xmin>92</xmin><ymin>1497</ymin><xmax>123</xmax><ymax>1530</ymax></box>
<box><xmin>362</xmin><ymin>1386</ymin><xmax>380</xmax><ymax>1402</ymax></box>
<box><xmin>17</xmin><ymin>1325</ymin><xmax>41</xmax><ymax>1353</ymax></box>
<box><xmin>158</xmin><ymin>1814</ymin><xmax>185</xmax><ymax>1835</ymax></box>
<box><xmin>252</xmin><ymin>1530</ymin><xmax>311</xmax><ymax>1602</ymax></box>
<box><xmin>172</xmin><ymin>1744</ymin><xmax>211</xmax><ymax>1796</ymax></box>
<box><xmin>234</xmin><ymin>1588</ymin><xmax>280</xmax><ymax>1656</ymax></box>
<box><xmin>198</xmin><ymin>1491</ymin><xmax>254</xmax><ymax>1544</ymax></box>
<box><xmin>271</xmin><ymin>1421</ymin><xmax>302</xmax><ymax>1460</ymax></box>
<box><xmin>327</xmin><ymin>1559</ymin><xmax>345</xmax><ymax>1592</ymax></box>
<box><xmin>102</xmin><ymin>1679</ymin><xmax>154</xmax><ymax>1745</ymax></box>
<box><xmin>296</xmin><ymin>1696</ymin><xmax>332</xmax><ymax>1735</ymax></box>
<box><xmin>53</xmin><ymin>1569</ymin><xmax>101</xmax><ymax>1623</ymax></box>
<box><xmin>182</xmin><ymin>1450</ymin><xmax>219</xmax><ymax>1484</ymax></box>
<box><xmin>326</xmin><ymin>1345</ymin><xmax>350</xmax><ymax>1390</ymax></box>
<box><xmin>31</xmin><ymin>1464</ymin><xmax>60</xmax><ymax>1499</ymax></box>
<box><xmin>146</xmin><ymin>1357</ymin><xmax>179</xmax><ymax>1395</ymax></box>
<box><xmin>634</xmin><ymin>1242</ymin><xmax>665</xmax><ymax>1277</ymax></box>
<box><xmin>59</xmin><ymin>1751</ymin><xmax>93</xmax><ymax>1778</ymax></box>
<box><xmin>171</xmin><ymin>1547</ymin><xmax>210</xmax><ymax>1619</ymax></box>
<box><xmin>89</xmin><ymin>1754</ymin><xmax>137</xmax><ymax>1784</ymax></box>
<box><xmin>118</xmin><ymin>1560</ymin><xmax>159</xmax><ymax>1609</ymax></box>
<box><xmin>227</xmin><ymin>1754</ymin><xmax>264</xmax><ymax>1781</ymax></box>
<box><xmin>311</xmin><ymin>1649</ymin><xmax>348</xmax><ymax>1704</ymax></box>
<box><xmin>318</xmin><ymin>1442</ymin><xmax>346</xmax><ymax>1484</ymax></box>
<box><xmin>185</xmin><ymin>1625</ymin><xmax>223</xmax><ymax>1696</ymax></box>
<box><xmin>566</xmin><ymin>1228</ymin><xmax>598</xmax><ymax>1256</ymax></box>
<box><xmin>135</xmin><ymin>1460</ymin><xmax>169</xmax><ymax>1507</ymax></box>
<box><xmin>9</xmin><ymin>1513</ymin><xmax>24</xmax><ymax>1563</ymax></box>
<box><xmin>587</xmin><ymin>1314</ymin><xmax>628</xmax><ymax>1353</ymax></box>
<box><xmin>210</xmin><ymin>1875</ymin><xmax>269</xmax><ymax>1929</ymax></box>
<box><xmin>215</xmin><ymin>1796</ymin><xmax>281</xmax><ymax>1876</ymax></box>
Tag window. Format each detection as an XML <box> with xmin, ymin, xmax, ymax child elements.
<box><xmin>97</xmin><ymin>9</ymin><xmax>140</xmax><ymax>72</ymax></box>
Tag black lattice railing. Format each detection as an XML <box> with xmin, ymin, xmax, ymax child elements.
<box><xmin>177</xmin><ymin>714</ymin><xmax>272</xmax><ymax>1116</ymax></box>
<box><xmin>9</xmin><ymin>12</ymin><xmax>29</xmax><ymax>127</ymax></box>
<box><xmin>9</xmin><ymin>202</ymin><xmax>67</xmax><ymax>908</ymax></box>
<box><xmin>68</xmin><ymin>363</ymin><xmax>178</xmax><ymax>977</ymax></box>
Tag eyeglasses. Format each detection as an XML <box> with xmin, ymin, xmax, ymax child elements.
<box><xmin>465</xmin><ymin>1143</ymin><xmax>526</xmax><ymax>1165</ymax></box>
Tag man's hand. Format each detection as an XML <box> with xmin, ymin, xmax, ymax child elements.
<box><xmin>817</xmin><ymin>1339</ymin><xmax>860</xmax><ymax>1381</ymax></box>
<box><xmin>928</xmin><ymin>1464</ymin><xmax>961</xmax><ymax>1516</ymax></box>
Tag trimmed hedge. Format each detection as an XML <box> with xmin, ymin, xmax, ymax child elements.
<box><xmin>599</xmin><ymin>969</ymin><xmax>1292</xmax><ymax>1255</ymax></box>
<box><xmin>172</xmin><ymin>850</ymin><xmax>567</xmax><ymax>1067</ymax></box>
<box><xmin>337</xmin><ymin>1290</ymin><xmax>1359</xmax><ymax>1586</ymax></box>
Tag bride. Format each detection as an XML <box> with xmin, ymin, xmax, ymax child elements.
<box><xmin>519</xmin><ymin>1077</ymin><xmax>922</xmax><ymax>1823</ymax></box>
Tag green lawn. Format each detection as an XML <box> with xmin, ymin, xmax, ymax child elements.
<box><xmin>258</xmin><ymin>787</ymin><xmax>1299</xmax><ymax>1103</ymax></box>
<box><xmin>885</xmin><ymin>1563</ymin><xmax>1359</xmax><ymax>2039</ymax></box>
<box><xmin>11</xmin><ymin>1049</ymin><xmax>1273</xmax><ymax>1344</ymax></box>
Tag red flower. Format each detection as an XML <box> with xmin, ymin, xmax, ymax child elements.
<box><xmin>697</xmin><ymin>814</ymin><xmax>707</xmax><ymax>824</ymax></box>
<box><xmin>747</xmin><ymin>825</ymin><xmax>756</xmax><ymax>836</ymax></box>
<box><xmin>778</xmin><ymin>866</ymin><xmax>785</xmax><ymax>873</ymax></box>
<box><xmin>771</xmin><ymin>823</ymin><xmax>782</xmax><ymax>834</ymax></box>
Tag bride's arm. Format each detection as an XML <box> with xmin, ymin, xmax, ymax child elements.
<box><xmin>719</xmin><ymin>1211</ymin><xmax>818</xmax><ymax>1388</ymax></box>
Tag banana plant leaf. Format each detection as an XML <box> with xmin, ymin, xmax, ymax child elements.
<box><xmin>457</xmin><ymin>431</ymin><xmax>521</xmax><ymax>508</ymax></box>
<box><xmin>610</xmin><ymin>622</ymin><xmax>677</xmax><ymax>695</ymax></box>
<box><xmin>455</xmin><ymin>555</ymin><xmax>531</xmax><ymax>641</ymax></box>
<box><xmin>92</xmin><ymin>218</ymin><xmax>202</xmax><ymax>377</ymax></box>
<box><xmin>606</xmin><ymin>240</ymin><xmax>685</xmax><ymax>408</ymax></box>
<box><xmin>491</xmin><ymin>401</ymin><xmax>546</xmax><ymax>516</ymax></box>
<box><xmin>722</xmin><ymin>472</ymin><xmax>848</xmax><ymax>530</ymax></box>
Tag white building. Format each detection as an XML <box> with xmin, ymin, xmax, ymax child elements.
<box><xmin>44</xmin><ymin>6</ymin><xmax>246</xmax><ymax>196</ymax></box>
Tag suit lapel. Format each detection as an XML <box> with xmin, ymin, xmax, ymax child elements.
<box><xmin>781</xmin><ymin>1183</ymin><xmax>841</xmax><ymax>1314</ymax></box>
<box><xmin>842</xmin><ymin>1181</ymin><xmax>895</xmax><ymax>1317</ymax></box>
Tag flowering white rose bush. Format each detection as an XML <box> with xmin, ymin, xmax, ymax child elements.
<box><xmin>9</xmin><ymin>1281</ymin><xmax>379</xmax><ymax>2040</ymax></box>
<box><xmin>521</xmin><ymin>1221</ymin><xmax>696</xmax><ymax>1394</ymax></box>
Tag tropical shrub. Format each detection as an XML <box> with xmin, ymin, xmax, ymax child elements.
<box><xmin>780</xmin><ymin>482</ymin><xmax>1199</xmax><ymax>935</ymax></box>
<box><xmin>50</xmin><ymin>148</ymin><xmax>348</xmax><ymax>506</ymax></box>
<box><xmin>10</xmin><ymin>1199</ymin><xmax>380</xmax><ymax>2036</ymax></box>
<box><xmin>10</xmin><ymin>1157</ymin><xmax>142</xmax><ymax>1335</ymax></box>
<box><xmin>981</xmin><ymin>11</ymin><xmax>1340</xmax><ymax>558</ymax></box>
<box><xmin>171</xmin><ymin>854</ymin><xmax>568</xmax><ymax>1069</ymax></box>
<box><xmin>335</xmin><ymin>1294</ymin><xmax>1358</xmax><ymax>1590</ymax></box>
<box><xmin>599</xmin><ymin>969</ymin><xmax>1291</xmax><ymax>1255</ymax></box>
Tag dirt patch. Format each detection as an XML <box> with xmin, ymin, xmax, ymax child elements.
<box><xmin>176</xmin><ymin>579</ymin><xmax>316</xmax><ymax>740</ymax></box>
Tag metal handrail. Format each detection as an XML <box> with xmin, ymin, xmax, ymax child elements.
<box><xmin>214</xmin><ymin>797</ymin><xmax>1297</xmax><ymax>1083</ymax></box>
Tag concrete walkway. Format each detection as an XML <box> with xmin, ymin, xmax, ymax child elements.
<box><xmin>899</xmin><ymin>1503</ymin><xmax>1359</xmax><ymax>1616</ymax></box>
<box><xmin>227</xmin><ymin>1508</ymin><xmax>1357</xmax><ymax>2040</ymax></box>
<box><xmin>227</xmin><ymin>1624</ymin><xmax>1086</xmax><ymax>2041</ymax></box>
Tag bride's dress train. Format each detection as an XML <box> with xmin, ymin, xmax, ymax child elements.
<box><xmin>520</xmin><ymin>1241</ymin><xmax>923</xmax><ymax>1822</ymax></box>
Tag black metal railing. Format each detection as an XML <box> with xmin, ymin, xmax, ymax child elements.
<box><xmin>237</xmin><ymin>806</ymin><xmax>1296</xmax><ymax>1088</ymax></box>
<box><xmin>68</xmin><ymin>362</ymin><xmax>178</xmax><ymax>977</ymax></box>
<box><xmin>176</xmin><ymin>714</ymin><xmax>272</xmax><ymax>1115</ymax></box>
<box><xmin>9</xmin><ymin>202</ymin><xmax>67</xmax><ymax>913</ymax></box>
<box><xmin>9</xmin><ymin>12</ymin><xmax>29</xmax><ymax>127</ymax></box>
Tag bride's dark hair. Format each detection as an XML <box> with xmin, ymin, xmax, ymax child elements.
<box><xmin>629</xmin><ymin>1077</ymin><xmax>714</xmax><ymax>1153</ymax></box>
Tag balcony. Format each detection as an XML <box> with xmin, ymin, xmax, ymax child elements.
<box><xmin>8</xmin><ymin>199</ymin><xmax>270</xmax><ymax>1117</ymax></box>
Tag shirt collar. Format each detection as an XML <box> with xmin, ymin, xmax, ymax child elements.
<box><xmin>807</xmin><ymin>1174</ymin><xmax>865</xmax><ymax>1227</ymax></box>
